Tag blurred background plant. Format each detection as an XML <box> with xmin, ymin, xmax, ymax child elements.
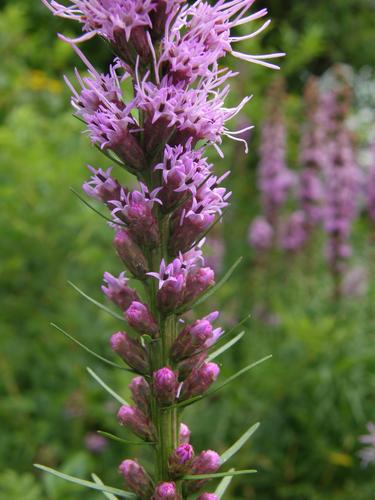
<box><xmin>1</xmin><ymin>0</ymin><xmax>374</xmax><ymax>498</ymax></box>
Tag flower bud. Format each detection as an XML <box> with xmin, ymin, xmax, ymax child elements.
<box><xmin>110</xmin><ymin>332</ymin><xmax>149</xmax><ymax>374</ymax></box>
<box><xmin>183</xmin><ymin>267</ymin><xmax>215</xmax><ymax>305</ymax></box>
<box><xmin>171</xmin><ymin>317</ymin><xmax>215</xmax><ymax>361</ymax></box>
<box><xmin>179</xmin><ymin>423</ymin><xmax>191</xmax><ymax>444</ymax></box>
<box><xmin>125</xmin><ymin>301</ymin><xmax>159</xmax><ymax>336</ymax></box>
<box><xmin>153</xmin><ymin>368</ymin><xmax>178</xmax><ymax>406</ymax></box>
<box><xmin>117</xmin><ymin>405</ymin><xmax>155</xmax><ymax>441</ymax></box>
<box><xmin>186</xmin><ymin>450</ymin><xmax>221</xmax><ymax>494</ymax></box>
<box><xmin>152</xmin><ymin>482</ymin><xmax>180</xmax><ymax>500</ymax></box>
<box><xmin>178</xmin><ymin>351</ymin><xmax>207</xmax><ymax>379</ymax></box>
<box><xmin>119</xmin><ymin>459</ymin><xmax>153</xmax><ymax>497</ymax></box>
<box><xmin>197</xmin><ymin>494</ymin><xmax>219</xmax><ymax>500</ymax></box>
<box><xmin>180</xmin><ymin>362</ymin><xmax>220</xmax><ymax>401</ymax></box>
<box><xmin>114</xmin><ymin>229</ymin><xmax>149</xmax><ymax>279</ymax></box>
<box><xmin>168</xmin><ymin>444</ymin><xmax>195</xmax><ymax>477</ymax></box>
<box><xmin>102</xmin><ymin>272</ymin><xmax>139</xmax><ymax>311</ymax></box>
<box><xmin>129</xmin><ymin>376</ymin><xmax>151</xmax><ymax>416</ymax></box>
<box><xmin>157</xmin><ymin>276</ymin><xmax>185</xmax><ymax>313</ymax></box>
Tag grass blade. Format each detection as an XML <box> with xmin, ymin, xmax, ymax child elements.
<box><xmin>215</xmin><ymin>469</ymin><xmax>235</xmax><ymax>498</ymax></box>
<box><xmin>34</xmin><ymin>465</ymin><xmax>135</xmax><ymax>498</ymax></box>
<box><xmin>50</xmin><ymin>323</ymin><xmax>128</xmax><ymax>371</ymax></box>
<box><xmin>220</xmin><ymin>423</ymin><xmax>260</xmax><ymax>465</ymax></box>
<box><xmin>92</xmin><ymin>474</ymin><xmax>119</xmax><ymax>500</ymax></box>
<box><xmin>183</xmin><ymin>470</ymin><xmax>257</xmax><ymax>480</ymax></box>
<box><xmin>97</xmin><ymin>431</ymin><xmax>155</xmax><ymax>446</ymax></box>
<box><xmin>87</xmin><ymin>367</ymin><xmax>129</xmax><ymax>405</ymax></box>
<box><xmin>68</xmin><ymin>281</ymin><xmax>124</xmax><ymax>322</ymax></box>
<box><xmin>207</xmin><ymin>331</ymin><xmax>245</xmax><ymax>361</ymax></box>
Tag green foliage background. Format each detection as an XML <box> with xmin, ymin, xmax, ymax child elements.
<box><xmin>1</xmin><ymin>1</ymin><xmax>374</xmax><ymax>498</ymax></box>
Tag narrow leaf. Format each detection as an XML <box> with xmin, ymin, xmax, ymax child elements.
<box><xmin>215</xmin><ymin>469</ymin><xmax>235</xmax><ymax>499</ymax></box>
<box><xmin>94</xmin><ymin>144</ymin><xmax>126</xmax><ymax>168</ymax></box>
<box><xmin>177</xmin><ymin>257</ymin><xmax>243</xmax><ymax>313</ymax></box>
<box><xmin>34</xmin><ymin>465</ymin><xmax>135</xmax><ymax>498</ymax></box>
<box><xmin>68</xmin><ymin>281</ymin><xmax>125</xmax><ymax>321</ymax></box>
<box><xmin>220</xmin><ymin>423</ymin><xmax>260</xmax><ymax>465</ymax></box>
<box><xmin>70</xmin><ymin>188</ymin><xmax>114</xmax><ymax>224</ymax></box>
<box><xmin>218</xmin><ymin>313</ymin><xmax>251</xmax><ymax>342</ymax></box>
<box><xmin>87</xmin><ymin>367</ymin><xmax>129</xmax><ymax>405</ymax></box>
<box><xmin>210</xmin><ymin>355</ymin><xmax>272</xmax><ymax>396</ymax></box>
<box><xmin>183</xmin><ymin>470</ymin><xmax>257</xmax><ymax>480</ymax></box>
<box><xmin>50</xmin><ymin>323</ymin><xmax>128</xmax><ymax>371</ymax></box>
<box><xmin>207</xmin><ymin>331</ymin><xmax>245</xmax><ymax>361</ymax></box>
<box><xmin>97</xmin><ymin>431</ymin><xmax>155</xmax><ymax>446</ymax></box>
<box><xmin>92</xmin><ymin>474</ymin><xmax>119</xmax><ymax>500</ymax></box>
<box><xmin>173</xmin><ymin>354</ymin><xmax>271</xmax><ymax>409</ymax></box>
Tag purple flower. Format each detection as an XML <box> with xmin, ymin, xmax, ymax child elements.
<box><xmin>153</xmin><ymin>367</ymin><xmax>179</xmax><ymax>406</ymax></box>
<box><xmin>366</xmin><ymin>139</ymin><xmax>375</xmax><ymax>221</ymax></box>
<box><xmin>102</xmin><ymin>272</ymin><xmax>139</xmax><ymax>311</ymax></box>
<box><xmin>358</xmin><ymin>422</ymin><xmax>375</xmax><ymax>467</ymax></box>
<box><xmin>125</xmin><ymin>301</ymin><xmax>159</xmax><ymax>337</ymax></box>
<box><xmin>152</xmin><ymin>482</ymin><xmax>180</xmax><ymax>500</ymax></box>
<box><xmin>129</xmin><ymin>376</ymin><xmax>151</xmax><ymax>416</ymax></box>
<box><xmin>110</xmin><ymin>332</ymin><xmax>149</xmax><ymax>374</ymax></box>
<box><xmin>197</xmin><ymin>494</ymin><xmax>219</xmax><ymax>500</ymax></box>
<box><xmin>117</xmin><ymin>405</ymin><xmax>155</xmax><ymax>441</ymax></box>
<box><xmin>186</xmin><ymin>449</ymin><xmax>221</xmax><ymax>493</ymax></box>
<box><xmin>168</xmin><ymin>443</ymin><xmax>195</xmax><ymax>477</ymax></box>
<box><xmin>84</xmin><ymin>433</ymin><xmax>107</xmax><ymax>453</ymax></box>
<box><xmin>119</xmin><ymin>459</ymin><xmax>153</xmax><ymax>497</ymax></box>
<box><xmin>83</xmin><ymin>165</ymin><xmax>122</xmax><ymax>205</ymax></box>
<box><xmin>179</xmin><ymin>423</ymin><xmax>191</xmax><ymax>444</ymax></box>
<box><xmin>280</xmin><ymin>211</ymin><xmax>306</xmax><ymax>252</ymax></box>
<box><xmin>248</xmin><ymin>216</ymin><xmax>273</xmax><ymax>250</ymax></box>
<box><xmin>180</xmin><ymin>362</ymin><xmax>220</xmax><ymax>400</ymax></box>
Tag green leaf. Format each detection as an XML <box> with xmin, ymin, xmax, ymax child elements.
<box><xmin>70</xmin><ymin>188</ymin><xmax>114</xmax><ymax>224</ymax></box>
<box><xmin>34</xmin><ymin>465</ymin><xmax>135</xmax><ymax>498</ymax></box>
<box><xmin>68</xmin><ymin>281</ymin><xmax>125</xmax><ymax>321</ymax></box>
<box><xmin>91</xmin><ymin>474</ymin><xmax>119</xmax><ymax>500</ymax></box>
<box><xmin>97</xmin><ymin>431</ymin><xmax>155</xmax><ymax>446</ymax></box>
<box><xmin>215</xmin><ymin>469</ymin><xmax>235</xmax><ymax>498</ymax></box>
<box><xmin>210</xmin><ymin>355</ymin><xmax>272</xmax><ymax>396</ymax></box>
<box><xmin>87</xmin><ymin>367</ymin><xmax>129</xmax><ymax>405</ymax></box>
<box><xmin>207</xmin><ymin>331</ymin><xmax>245</xmax><ymax>361</ymax></box>
<box><xmin>172</xmin><ymin>355</ymin><xmax>271</xmax><ymax>409</ymax></box>
<box><xmin>220</xmin><ymin>423</ymin><xmax>260</xmax><ymax>465</ymax></box>
<box><xmin>50</xmin><ymin>323</ymin><xmax>129</xmax><ymax>371</ymax></box>
<box><xmin>183</xmin><ymin>470</ymin><xmax>257</xmax><ymax>480</ymax></box>
<box><xmin>177</xmin><ymin>257</ymin><xmax>243</xmax><ymax>313</ymax></box>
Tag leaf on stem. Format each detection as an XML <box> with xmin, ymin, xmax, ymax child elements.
<box><xmin>70</xmin><ymin>188</ymin><xmax>115</xmax><ymax>224</ymax></box>
<box><xmin>207</xmin><ymin>331</ymin><xmax>245</xmax><ymax>361</ymax></box>
<box><xmin>183</xmin><ymin>470</ymin><xmax>257</xmax><ymax>480</ymax></box>
<box><xmin>68</xmin><ymin>281</ymin><xmax>125</xmax><ymax>322</ymax></box>
<box><xmin>34</xmin><ymin>465</ymin><xmax>135</xmax><ymax>498</ymax></box>
<box><xmin>220</xmin><ymin>422</ymin><xmax>260</xmax><ymax>465</ymax></box>
<box><xmin>91</xmin><ymin>474</ymin><xmax>120</xmax><ymax>500</ymax></box>
<box><xmin>50</xmin><ymin>323</ymin><xmax>129</xmax><ymax>371</ymax></box>
<box><xmin>87</xmin><ymin>367</ymin><xmax>129</xmax><ymax>405</ymax></box>
<box><xmin>177</xmin><ymin>257</ymin><xmax>243</xmax><ymax>314</ymax></box>
<box><xmin>215</xmin><ymin>469</ymin><xmax>235</xmax><ymax>498</ymax></box>
<box><xmin>97</xmin><ymin>430</ymin><xmax>156</xmax><ymax>446</ymax></box>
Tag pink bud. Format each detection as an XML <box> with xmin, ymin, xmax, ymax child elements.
<box><xmin>129</xmin><ymin>376</ymin><xmax>151</xmax><ymax>416</ymax></box>
<box><xmin>152</xmin><ymin>482</ymin><xmax>180</xmax><ymax>500</ymax></box>
<box><xmin>197</xmin><ymin>494</ymin><xmax>219</xmax><ymax>500</ymax></box>
<box><xmin>125</xmin><ymin>301</ymin><xmax>159</xmax><ymax>336</ymax></box>
<box><xmin>114</xmin><ymin>229</ymin><xmax>149</xmax><ymax>279</ymax></box>
<box><xmin>179</xmin><ymin>423</ymin><xmax>191</xmax><ymax>445</ymax></box>
<box><xmin>171</xmin><ymin>317</ymin><xmax>214</xmax><ymax>361</ymax></box>
<box><xmin>180</xmin><ymin>362</ymin><xmax>220</xmax><ymax>400</ymax></box>
<box><xmin>183</xmin><ymin>267</ymin><xmax>215</xmax><ymax>305</ymax></box>
<box><xmin>119</xmin><ymin>459</ymin><xmax>152</xmax><ymax>497</ymax></box>
<box><xmin>117</xmin><ymin>405</ymin><xmax>155</xmax><ymax>441</ymax></box>
<box><xmin>168</xmin><ymin>444</ymin><xmax>195</xmax><ymax>477</ymax></box>
<box><xmin>110</xmin><ymin>332</ymin><xmax>149</xmax><ymax>374</ymax></box>
<box><xmin>153</xmin><ymin>368</ymin><xmax>178</xmax><ymax>406</ymax></box>
<box><xmin>157</xmin><ymin>276</ymin><xmax>185</xmax><ymax>313</ymax></box>
<box><xmin>187</xmin><ymin>450</ymin><xmax>221</xmax><ymax>494</ymax></box>
<box><xmin>178</xmin><ymin>351</ymin><xmax>207</xmax><ymax>379</ymax></box>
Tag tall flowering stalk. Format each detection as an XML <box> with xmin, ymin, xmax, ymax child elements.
<box><xmin>321</xmin><ymin>71</ymin><xmax>360</xmax><ymax>299</ymax></box>
<box><xmin>249</xmin><ymin>77</ymin><xmax>294</xmax><ymax>251</ymax></box>
<box><xmin>39</xmin><ymin>1</ymin><xmax>283</xmax><ymax>498</ymax></box>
